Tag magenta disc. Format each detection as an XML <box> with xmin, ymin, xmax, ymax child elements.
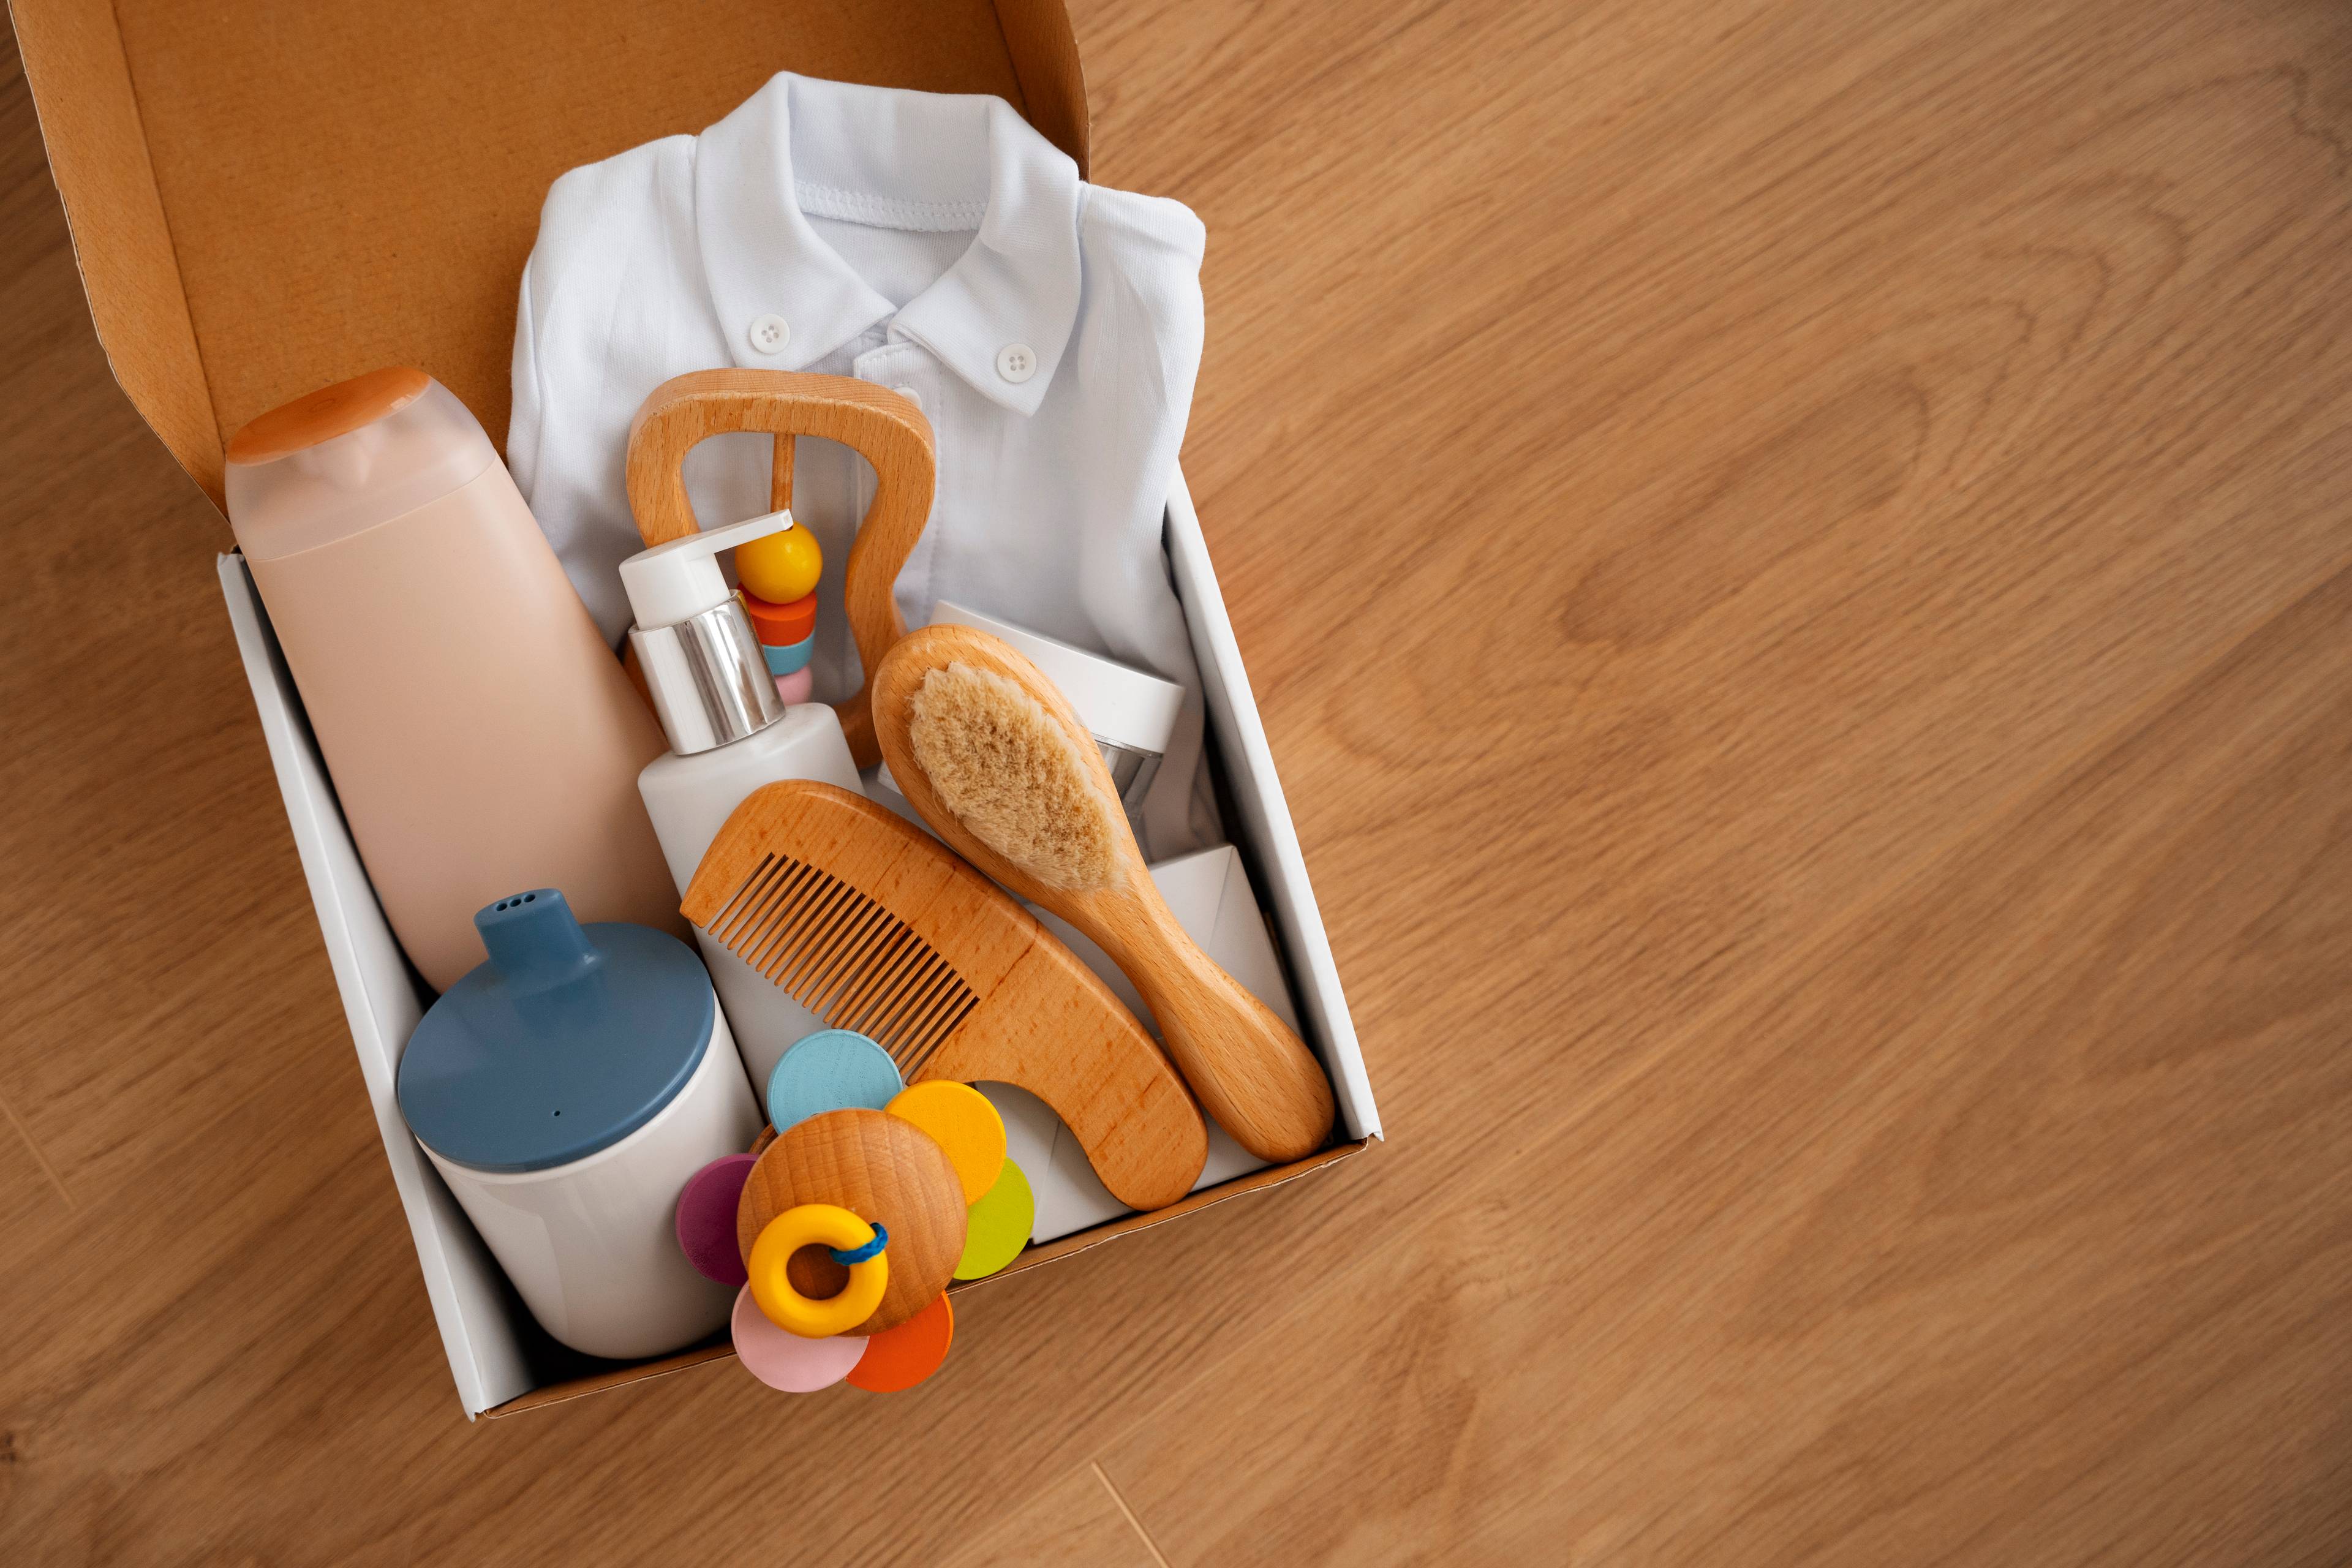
<box><xmin>733</xmin><ymin>1287</ymin><xmax>867</xmax><ymax>1393</ymax></box>
<box><xmin>676</xmin><ymin>1153</ymin><xmax>758</xmax><ymax>1286</ymax></box>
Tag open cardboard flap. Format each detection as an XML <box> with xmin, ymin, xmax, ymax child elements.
<box><xmin>10</xmin><ymin>0</ymin><xmax>1087</xmax><ymax>508</ymax></box>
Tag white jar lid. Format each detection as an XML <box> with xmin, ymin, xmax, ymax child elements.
<box><xmin>927</xmin><ymin>601</ymin><xmax>1184</xmax><ymax>756</ymax></box>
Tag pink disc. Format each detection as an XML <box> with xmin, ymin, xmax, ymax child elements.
<box><xmin>676</xmin><ymin>1153</ymin><xmax>757</xmax><ymax>1286</ymax></box>
<box><xmin>774</xmin><ymin>667</ymin><xmax>815</xmax><ymax>705</ymax></box>
<box><xmin>732</xmin><ymin>1286</ymin><xmax>867</xmax><ymax>1392</ymax></box>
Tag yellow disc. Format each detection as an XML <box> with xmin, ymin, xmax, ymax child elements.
<box><xmin>954</xmin><ymin>1157</ymin><xmax>1034</xmax><ymax>1281</ymax></box>
<box><xmin>748</xmin><ymin>1204</ymin><xmax>889</xmax><ymax>1338</ymax></box>
<box><xmin>736</xmin><ymin>524</ymin><xmax>823</xmax><ymax>603</ymax></box>
<box><xmin>887</xmin><ymin>1081</ymin><xmax>1007</xmax><ymax>1204</ymax></box>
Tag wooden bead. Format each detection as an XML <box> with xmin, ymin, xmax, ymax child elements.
<box><xmin>742</xmin><ymin>588</ymin><xmax>818</xmax><ymax>645</ymax></box>
<box><xmin>734</xmin><ymin>1107</ymin><xmax>965</xmax><ymax>1335</ymax></box>
<box><xmin>735</xmin><ymin>524</ymin><xmax>823</xmax><ymax>604</ymax></box>
<box><xmin>761</xmin><ymin>634</ymin><xmax>815</xmax><ymax>676</ymax></box>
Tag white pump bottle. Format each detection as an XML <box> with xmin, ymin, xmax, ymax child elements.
<box><xmin>624</xmin><ymin>510</ymin><xmax>861</xmax><ymax>1091</ymax></box>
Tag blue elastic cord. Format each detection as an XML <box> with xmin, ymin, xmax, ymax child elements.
<box><xmin>829</xmin><ymin>1224</ymin><xmax>889</xmax><ymax>1267</ymax></box>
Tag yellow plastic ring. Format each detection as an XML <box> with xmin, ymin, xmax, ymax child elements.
<box><xmin>747</xmin><ymin>1204</ymin><xmax>890</xmax><ymax>1338</ymax></box>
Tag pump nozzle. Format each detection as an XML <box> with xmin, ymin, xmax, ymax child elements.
<box><xmin>620</xmin><ymin>510</ymin><xmax>799</xmax><ymax>631</ymax></box>
<box><xmin>622</xmin><ymin>511</ymin><xmax>799</xmax><ymax>755</ymax></box>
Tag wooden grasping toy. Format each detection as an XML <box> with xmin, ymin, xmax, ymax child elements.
<box><xmin>871</xmin><ymin>625</ymin><xmax>1337</xmax><ymax>1163</ymax></box>
<box><xmin>676</xmin><ymin>1039</ymin><xmax>1038</xmax><ymax>1394</ymax></box>
<box><xmin>625</xmin><ymin>368</ymin><xmax>935</xmax><ymax>766</ymax></box>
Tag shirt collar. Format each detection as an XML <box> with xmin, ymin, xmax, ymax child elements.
<box><xmin>693</xmin><ymin>73</ymin><xmax>1082</xmax><ymax>415</ymax></box>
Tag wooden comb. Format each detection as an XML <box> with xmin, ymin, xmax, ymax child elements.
<box><xmin>682</xmin><ymin>780</ymin><xmax>1207</xmax><ymax>1212</ymax></box>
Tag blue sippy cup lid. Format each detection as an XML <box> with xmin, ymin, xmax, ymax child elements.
<box><xmin>396</xmin><ymin>889</ymin><xmax>715</xmax><ymax>1173</ymax></box>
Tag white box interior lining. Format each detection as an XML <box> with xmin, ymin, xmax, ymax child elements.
<box><xmin>216</xmin><ymin>472</ymin><xmax>1380</xmax><ymax>1418</ymax></box>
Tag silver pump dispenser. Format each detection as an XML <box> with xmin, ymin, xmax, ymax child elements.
<box><xmin>620</xmin><ymin>511</ymin><xmax>799</xmax><ymax>756</ymax></box>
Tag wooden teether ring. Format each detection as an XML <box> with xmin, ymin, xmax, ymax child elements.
<box><xmin>624</xmin><ymin>369</ymin><xmax>935</xmax><ymax>767</ymax></box>
<box><xmin>736</xmin><ymin>1107</ymin><xmax>965</xmax><ymax>1334</ymax></box>
<box><xmin>748</xmin><ymin>1205</ymin><xmax>889</xmax><ymax>1338</ymax></box>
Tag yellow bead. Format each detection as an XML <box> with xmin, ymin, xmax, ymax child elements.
<box><xmin>747</xmin><ymin>1204</ymin><xmax>889</xmax><ymax>1338</ymax></box>
<box><xmin>736</xmin><ymin>524</ymin><xmax>823</xmax><ymax>603</ymax></box>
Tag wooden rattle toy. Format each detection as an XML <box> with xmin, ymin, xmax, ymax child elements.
<box><xmin>626</xmin><ymin>369</ymin><xmax>932</xmax><ymax>764</ymax></box>
<box><xmin>674</xmin><ymin>1030</ymin><xmax>1036</xmax><ymax>1393</ymax></box>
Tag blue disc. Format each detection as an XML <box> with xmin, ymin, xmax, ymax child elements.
<box><xmin>762</xmin><ymin>635</ymin><xmax>816</xmax><ymax>676</ymax></box>
<box><xmin>766</xmin><ymin>1029</ymin><xmax>903</xmax><ymax>1133</ymax></box>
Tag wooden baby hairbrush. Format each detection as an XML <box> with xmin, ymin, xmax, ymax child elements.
<box><xmin>870</xmin><ymin>625</ymin><xmax>1338</xmax><ymax>1163</ymax></box>
<box><xmin>681</xmin><ymin>779</ymin><xmax>1207</xmax><ymax>1211</ymax></box>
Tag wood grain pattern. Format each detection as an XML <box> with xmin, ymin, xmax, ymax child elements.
<box><xmin>624</xmin><ymin>369</ymin><xmax>935</xmax><ymax>765</ymax></box>
<box><xmin>937</xmin><ymin>1463</ymin><xmax>1166</xmax><ymax>1568</ymax></box>
<box><xmin>7</xmin><ymin>0</ymin><xmax>2352</xmax><ymax>1562</ymax></box>
<box><xmin>734</xmin><ymin>1107</ymin><xmax>966</xmax><ymax>1335</ymax></box>
<box><xmin>873</xmin><ymin>624</ymin><xmax>1336</xmax><ymax>1161</ymax></box>
<box><xmin>684</xmin><ymin>778</ymin><xmax>1208</xmax><ymax>1209</ymax></box>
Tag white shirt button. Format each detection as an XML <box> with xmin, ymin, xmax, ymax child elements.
<box><xmin>995</xmin><ymin>343</ymin><xmax>1037</xmax><ymax>384</ymax></box>
<box><xmin>748</xmin><ymin>314</ymin><xmax>791</xmax><ymax>355</ymax></box>
<box><xmin>891</xmin><ymin>385</ymin><xmax>922</xmax><ymax>411</ymax></box>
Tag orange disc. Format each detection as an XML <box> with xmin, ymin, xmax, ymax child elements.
<box><xmin>847</xmin><ymin>1291</ymin><xmax>954</xmax><ymax>1392</ymax></box>
<box><xmin>741</xmin><ymin>588</ymin><xmax>818</xmax><ymax>645</ymax></box>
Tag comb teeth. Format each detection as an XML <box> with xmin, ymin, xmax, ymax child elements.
<box><xmin>703</xmin><ymin>852</ymin><xmax>978</xmax><ymax>1076</ymax></box>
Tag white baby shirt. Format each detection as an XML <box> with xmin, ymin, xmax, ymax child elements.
<box><xmin>509</xmin><ymin>72</ymin><xmax>1217</xmax><ymax>853</ymax></box>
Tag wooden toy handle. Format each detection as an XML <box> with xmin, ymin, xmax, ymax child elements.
<box><xmin>625</xmin><ymin>369</ymin><xmax>937</xmax><ymax>767</ymax></box>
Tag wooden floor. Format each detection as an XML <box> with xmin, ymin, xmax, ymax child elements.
<box><xmin>6</xmin><ymin>0</ymin><xmax>2352</xmax><ymax>1562</ymax></box>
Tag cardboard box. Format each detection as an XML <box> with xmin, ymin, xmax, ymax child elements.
<box><xmin>15</xmin><ymin>0</ymin><xmax>1382</xmax><ymax>1417</ymax></box>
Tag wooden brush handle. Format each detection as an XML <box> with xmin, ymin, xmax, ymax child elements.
<box><xmin>1087</xmin><ymin>889</ymin><xmax>1338</xmax><ymax>1164</ymax></box>
<box><xmin>624</xmin><ymin>369</ymin><xmax>935</xmax><ymax>766</ymax></box>
<box><xmin>872</xmin><ymin>625</ymin><xmax>1338</xmax><ymax>1163</ymax></box>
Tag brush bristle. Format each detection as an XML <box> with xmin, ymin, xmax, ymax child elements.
<box><xmin>907</xmin><ymin>662</ymin><xmax>1125</xmax><ymax>890</ymax></box>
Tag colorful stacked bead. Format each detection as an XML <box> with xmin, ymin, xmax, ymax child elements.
<box><xmin>734</xmin><ymin>521</ymin><xmax>824</xmax><ymax>705</ymax></box>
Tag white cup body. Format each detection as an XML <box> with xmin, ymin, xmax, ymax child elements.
<box><xmin>421</xmin><ymin>1006</ymin><xmax>760</xmax><ymax>1360</ymax></box>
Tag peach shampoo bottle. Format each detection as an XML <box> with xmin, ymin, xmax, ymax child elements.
<box><xmin>227</xmin><ymin>368</ymin><xmax>682</xmax><ymax>990</ymax></box>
